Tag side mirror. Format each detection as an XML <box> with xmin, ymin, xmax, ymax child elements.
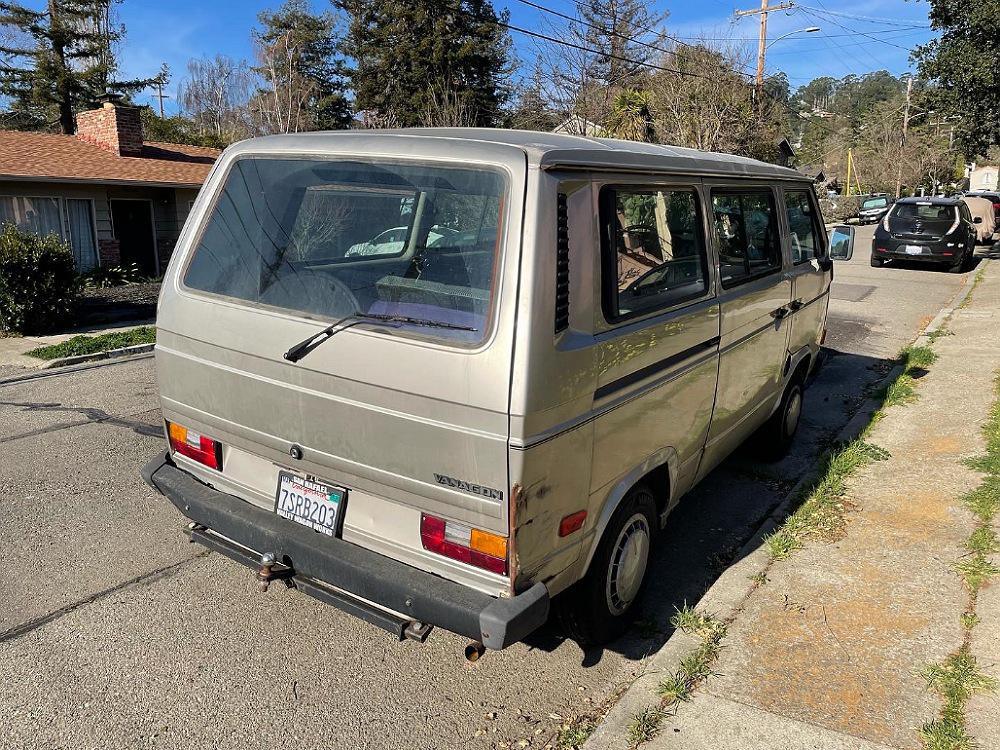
<box><xmin>829</xmin><ymin>225</ymin><xmax>855</xmax><ymax>261</ymax></box>
<box><xmin>974</xmin><ymin>216</ymin><xmax>984</xmax><ymax>224</ymax></box>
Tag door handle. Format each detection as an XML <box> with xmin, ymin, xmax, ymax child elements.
<box><xmin>771</xmin><ymin>306</ymin><xmax>789</xmax><ymax>320</ymax></box>
<box><xmin>788</xmin><ymin>299</ymin><xmax>804</xmax><ymax>311</ymax></box>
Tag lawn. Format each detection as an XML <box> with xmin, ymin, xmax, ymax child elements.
<box><xmin>25</xmin><ymin>326</ymin><xmax>156</xmax><ymax>360</ymax></box>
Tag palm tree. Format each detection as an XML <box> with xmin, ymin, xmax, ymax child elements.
<box><xmin>607</xmin><ymin>88</ymin><xmax>654</xmax><ymax>142</ymax></box>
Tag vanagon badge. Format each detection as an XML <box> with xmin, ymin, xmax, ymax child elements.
<box><xmin>434</xmin><ymin>473</ymin><xmax>504</xmax><ymax>502</ymax></box>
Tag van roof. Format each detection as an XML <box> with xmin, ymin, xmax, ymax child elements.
<box><xmin>230</xmin><ymin>128</ymin><xmax>807</xmax><ymax>182</ymax></box>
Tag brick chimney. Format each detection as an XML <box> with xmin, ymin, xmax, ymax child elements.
<box><xmin>75</xmin><ymin>94</ymin><xmax>144</xmax><ymax>157</ymax></box>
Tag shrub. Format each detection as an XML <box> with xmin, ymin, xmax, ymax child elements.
<box><xmin>80</xmin><ymin>262</ymin><xmax>145</xmax><ymax>289</ymax></box>
<box><xmin>0</xmin><ymin>223</ymin><xmax>80</xmax><ymax>334</ymax></box>
<box><xmin>819</xmin><ymin>195</ymin><xmax>861</xmax><ymax>224</ymax></box>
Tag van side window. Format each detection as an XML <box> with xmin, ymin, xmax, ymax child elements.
<box><xmin>712</xmin><ymin>190</ymin><xmax>782</xmax><ymax>287</ymax></box>
<box><xmin>600</xmin><ymin>186</ymin><xmax>709</xmax><ymax>321</ymax></box>
<box><xmin>784</xmin><ymin>190</ymin><xmax>823</xmax><ymax>264</ymax></box>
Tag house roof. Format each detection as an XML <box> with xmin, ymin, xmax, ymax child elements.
<box><xmin>0</xmin><ymin>130</ymin><xmax>219</xmax><ymax>188</ymax></box>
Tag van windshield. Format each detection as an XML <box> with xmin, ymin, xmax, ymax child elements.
<box><xmin>183</xmin><ymin>157</ymin><xmax>507</xmax><ymax>344</ymax></box>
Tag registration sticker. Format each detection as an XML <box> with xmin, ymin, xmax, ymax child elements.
<box><xmin>274</xmin><ymin>471</ymin><xmax>346</xmax><ymax>537</ymax></box>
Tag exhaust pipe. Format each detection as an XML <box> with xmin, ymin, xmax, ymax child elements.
<box><xmin>465</xmin><ymin>641</ymin><xmax>486</xmax><ymax>662</ymax></box>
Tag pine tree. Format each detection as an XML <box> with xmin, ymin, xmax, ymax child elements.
<box><xmin>252</xmin><ymin>0</ymin><xmax>351</xmax><ymax>133</ymax></box>
<box><xmin>336</xmin><ymin>0</ymin><xmax>514</xmax><ymax>127</ymax></box>
<box><xmin>0</xmin><ymin>0</ymin><xmax>159</xmax><ymax>133</ymax></box>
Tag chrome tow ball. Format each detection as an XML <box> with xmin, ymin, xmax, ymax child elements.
<box><xmin>258</xmin><ymin>552</ymin><xmax>278</xmax><ymax>592</ymax></box>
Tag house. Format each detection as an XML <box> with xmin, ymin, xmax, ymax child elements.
<box><xmin>968</xmin><ymin>164</ymin><xmax>999</xmax><ymax>193</ymax></box>
<box><xmin>0</xmin><ymin>96</ymin><xmax>219</xmax><ymax>276</ymax></box>
<box><xmin>553</xmin><ymin>116</ymin><xmax>607</xmax><ymax>137</ymax></box>
<box><xmin>774</xmin><ymin>138</ymin><xmax>796</xmax><ymax>168</ymax></box>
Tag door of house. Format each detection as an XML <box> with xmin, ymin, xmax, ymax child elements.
<box><xmin>110</xmin><ymin>199</ymin><xmax>157</xmax><ymax>276</ymax></box>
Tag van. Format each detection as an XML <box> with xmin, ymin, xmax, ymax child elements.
<box><xmin>142</xmin><ymin>130</ymin><xmax>856</xmax><ymax>653</ymax></box>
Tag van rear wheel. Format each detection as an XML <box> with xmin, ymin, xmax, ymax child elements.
<box><xmin>758</xmin><ymin>377</ymin><xmax>804</xmax><ymax>461</ymax></box>
<box><xmin>557</xmin><ymin>485</ymin><xmax>657</xmax><ymax>646</ymax></box>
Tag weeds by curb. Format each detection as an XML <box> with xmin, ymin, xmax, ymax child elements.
<box><xmin>920</xmin><ymin>372</ymin><xmax>1000</xmax><ymax>750</ymax></box>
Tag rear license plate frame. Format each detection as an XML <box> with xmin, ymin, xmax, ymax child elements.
<box><xmin>274</xmin><ymin>470</ymin><xmax>347</xmax><ymax>537</ymax></box>
<box><xmin>904</xmin><ymin>245</ymin><xmax>924</xmax><ymax>255</ymax></box>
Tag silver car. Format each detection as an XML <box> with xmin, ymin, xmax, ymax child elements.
<box><xmin>142</xmin><ymin>129</ymin><xmax>855</xmax><ymax>654</ymax></box>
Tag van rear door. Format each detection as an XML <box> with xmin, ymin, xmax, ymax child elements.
<box><xmin>155</xmin><ymin>142</ymin><xmax>525</xmax><ymax>596</ymax></box>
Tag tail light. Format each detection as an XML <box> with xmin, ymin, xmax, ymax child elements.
<box><xmin>992</xmin><ymin>202</ymin><xmax>1000</xmax><ymax>213</ymax></box>
<box><xmin>167</xmin><ymin>421</ymin><xmax>223</xmax><ymax>470</ymax></box>
<box><xmin>881</xmin><ymin>213</ymin><xmax>891</xmax><ymax>232</ymax></box>
<box><xmin>420</xmin><ymin>514</ymin><xmax>508</xmax><ymax>575</ymax></box>
<box><xmin>946</xmin><ymin>211</ymin><xmax>961</xmax><ymax>235</ymax></box>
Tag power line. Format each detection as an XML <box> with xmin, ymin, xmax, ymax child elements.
<box><xmin>796</xmin><ymin>6</ymin><xmax>932</xmax><ymax>28</ymax></box>
<box><xmin>804</xmin><ymin>6</ymin><xmax>917</xmax><ymax>52</ymax></box>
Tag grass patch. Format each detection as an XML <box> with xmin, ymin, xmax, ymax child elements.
<box><xmin>25</xmin><ymin>325</ymin><xmax>156</xmax><ymax>360</ymax></box>
<box><xmin>880</xmin><ymin>345</ymin><xmax>938</xmax><ymax>408</ymax></box>
<box><xmin>764</xmin><ymin>440</ymin><xmax>889</xmax><ymax>561</ymax></box>
<box><xmin>649</xmin><ymin>607</ymin><xmax>728</xmax><ymax>736</ymax></box>
<box><xmin>965</xmin><ymin>525</ymin><xmax>999</xmax><ymax>556</ymax></box>
<box><xmin>919</xmin><ymin>648</ymin><xmax>997</xmax><ymax>750</ymax></box>
<box><xmin>926</xmin><ymin>328</ymin><xmax>954</xmax><ymax>343</ymax></box>
<box><xmin>962</xmin><ymin>480</ymin><xmax>1000</xmax><ymax>522</ymax></box>
<box><xmin>955</xmin><ymin>554</ymin><xmax>1000</xmax><ymax>593</ymax></box>
<box><xmin>557</xmin><ymin>717</ymin><xmax>596</xmax><ymax>749</ymax></box>
<box><xmin>627</xmin><ymin>706</ymin><xmax>665</xmax><ymax>745</ymax></box>
<box><xmin>749</xmin><ymin>571</ymin><xmax>769</xmax><ymax>586</ymax></box>
<box><xmin>960</xmin><ymin>612</ymin><xmax>980</xmax><ymax>631</ymax></box>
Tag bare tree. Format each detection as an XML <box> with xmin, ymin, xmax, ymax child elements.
<box><xmin>421</xmin><ymin>82</ymin><xmax>478</xmax><ymax>127</ymax></box>
<box><xmin>178</xmin><ymin>55</ymin><xmax>253</xmax><ymax>144</ymax></box>
<box><xmin>647</xmin><ymin>44</ymin><xmax>784</xmax><ymax>160</ymax></box>
<box><xmin>250</xmin><ymin>29</ymin><xmax>316</xmax><ymax>134</ymax></box>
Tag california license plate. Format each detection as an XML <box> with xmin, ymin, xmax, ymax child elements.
<box><xmin>274</xmin><ymin>471</ymin><xmax>346</xmax><ymax>537</ymax></box>
<box><xmin>905</xmin><ymin>245</ymin><xmax>924</xmax><ymax>255</ymax></box>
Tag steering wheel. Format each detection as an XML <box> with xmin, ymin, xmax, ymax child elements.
<box><xmin>260</xmin><ymin>270</ymin><xmax>361</xmax><ymax>319</ymax></box>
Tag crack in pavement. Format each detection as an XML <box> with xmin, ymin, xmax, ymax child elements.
<box><xmin>0</xmin><ymin>401</ymin><xmax>162</xmax><ymax>444</ymax></box>
<box><xmin>0</xmin><ymin>551</ymin><xmax>209</xmax><ymax>645</ymax></box>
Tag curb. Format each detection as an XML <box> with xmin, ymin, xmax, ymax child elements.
<box><xmin>916</xmin><ymin>258</ymin><xmax>988</xmax><ymax>346</ymax></box>
<box><xmin>582</xmin><ymin>263</ymin><xmax>988</xmax><ymax>750</ymax></box>
<box><xmin>0</xmin><ymin>351</ymin><xmax>154</xmax><ymax>387</ymax></box>
<box><xmin>40</xmin><ymin>342</ymin><xmax>155</xmax><ymax>369</ymax></box>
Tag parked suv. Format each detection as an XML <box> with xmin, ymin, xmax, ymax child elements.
<box><xmin>858</xmin><ymin>194</ymin><xmax>893</xmax><ymax>224</ymax></box>
<box><xmin>872</xmin><ymin>197</ymin><xmax>977</xmax><ymax>272</ymax></box>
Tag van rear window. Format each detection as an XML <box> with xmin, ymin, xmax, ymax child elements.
<box><xmin>183</xmin><ymin>157</ymin><xmax>506</xmax><ymax>343</ymax></box>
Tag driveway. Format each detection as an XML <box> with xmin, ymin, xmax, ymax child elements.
<box><xmin>0</xmin><ymin>226</ymin><xmax>974</xmax><ymax>749</ymax></box>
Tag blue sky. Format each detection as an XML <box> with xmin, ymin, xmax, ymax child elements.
<box><xmin>102</xmin><ymin>0</ymin><xmax>936</xmax><ymax>112</ymax></box>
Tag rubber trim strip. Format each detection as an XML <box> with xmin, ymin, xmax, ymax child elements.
<box><xmin>594</xmin><ymin>335</ymin><xmax>721</xmax><ymax>401</ymax></box>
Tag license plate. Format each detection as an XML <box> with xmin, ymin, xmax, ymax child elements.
<box><xmin>274</xmin><ymin>471</ymin><xmax>346</xmax><ymax>537</ymax></box>
<box><xmin>905</xmin><ymin>245</ymin><xmax>924</xmax><ymax>255</ymax></box>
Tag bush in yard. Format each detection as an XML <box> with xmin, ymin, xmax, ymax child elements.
<box><xmin>0</xmin><ymin>223</ymin><xmax>80</xmax><ymax>334</ymax></box>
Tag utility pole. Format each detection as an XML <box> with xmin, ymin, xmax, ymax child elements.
<box><xmin>894</xmin><ymin>76</ymin><xmax>913</xmax><ymax>199</ymax></box>
<box><xmin>845</xmin><ymin>148</ymin><xmax>853</xmax><ymax>197</ymax></box>
<box><xmin>154</xmin><ymin>82</ymin><xmax>171</xmax><ymax>118</ymax></box>
<box><xmin>735</xmin><ymin>0</ymin><xmax>796</xmax><ymax>90</ymax></box>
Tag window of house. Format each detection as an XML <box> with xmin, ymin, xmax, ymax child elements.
<box><xmin>784</xmin><ymin>190</ymin><xmax>823</xmax><ymax>264</ymax></box>
<box><xmin>712</xmin><ymin>190</ymin><xmax>782</xmax><ymax>287</ymax></box>
<box><xmin>600</xmin><ymin>186</ymin><xmax>709</xmax><ymax>321</ymax></box>
<box><xmin>0</xmin><ymin>196</ymin><xmax>63</xmax><ymax>237</ymax></box>
<box><xmin>65</xmin><ymin>199</ymin><xmax>98</xmax><ymax>272</ymax></box>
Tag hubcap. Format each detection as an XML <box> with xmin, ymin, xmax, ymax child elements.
<box><xmin>785</xmin><ymin>388</ymin><xmax>803</xmax><ymax>437</ymax></box>
<box><xmin>605</xmin><ymin>513</ymin><xmax>651</xmax><ymax>616</ymax></box>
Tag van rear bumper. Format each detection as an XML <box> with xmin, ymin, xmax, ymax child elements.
<box><xmin>141</xmin><ymin>451</ymin><xmax>549</xmax><ymax>650</ymax></box>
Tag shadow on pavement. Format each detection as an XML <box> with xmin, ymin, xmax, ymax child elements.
<box><xmin>524</xmin><ymin>346</ymin><xmax>895</xmax><ymax>666</ymax></box>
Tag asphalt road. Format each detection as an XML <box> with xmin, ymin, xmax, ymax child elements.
<box><xmin>0</xmin><ymin>225</ymin><xmax>977</xmax><ymax>750</ymax></box>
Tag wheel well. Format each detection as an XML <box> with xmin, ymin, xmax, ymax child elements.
<box><xmin>642</xmin><ymin>462</ymin><xmax>671</xmax><ymax>519</ymax></box>
<box><xmin>792</xmin><ymin>354</ymin><xmax>811</xmax><ymax>385</ymax></box>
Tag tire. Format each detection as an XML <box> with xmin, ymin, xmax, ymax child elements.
<box><xmin>870</xmin><ymin>255</ymin><xmax>884</xmax><ymax>268</ymax></box>
<box><xmin>758</xmin><ymin>376</ymin><xmax>804</xmax><ymax>461</ymax></box>
<box><xmin>950</xmin><ymin>251</ymin><xmax>969</xmax><ymax>273</ymax></box>
<box><xmin>557</xmin><ymin>485</ymin><xmax>657</xmax><ymax>646</ymax></box>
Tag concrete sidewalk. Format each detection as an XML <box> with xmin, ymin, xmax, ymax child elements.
<box><xmin>585</xmin><ymin>261</ymin><xmax>1000</xmax><ymax>750</ymax></box>
<box><xmin>0</xmin><ymin>319</ymin><xmax>154</xmax><ymax>371</ymax></box>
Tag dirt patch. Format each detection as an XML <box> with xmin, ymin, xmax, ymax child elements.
<box><xmin>862</xmin><ymin>490</ymin><xmax>955</xmax><ymax>544</ymax></box>
<box><xmin>918</xmin><ymin>313</ymin><xmax>935</xmax><ymax>332</ymax></box>
<box><xmin>925</xmin><ymin>434</ymin><xmax>964</xmax><ymax>456</ymax></box>
<box><xmin>743</xmin><ymin>580</ymin><xmax>932</xmax><ymax>747</ymax></box>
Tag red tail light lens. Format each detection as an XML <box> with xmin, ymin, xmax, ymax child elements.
<box><xmin>167</xmin><ymin>421</ymin><xmax>222</xmax><ymax>470</ymax></box>
<box><xmin>420</xmin><ymin>514</ymin><xmax>508</xmax><ymax>575</ymax></box>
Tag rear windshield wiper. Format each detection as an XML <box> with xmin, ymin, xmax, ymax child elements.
<box><xmin>283</xmin><ymin>312</ymin><xmax>477</xmax><ymax>363</ymax></box>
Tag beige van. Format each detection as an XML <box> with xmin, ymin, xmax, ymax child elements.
<box><xmin>142</xmin><ymin>130</ymin><xmax>855</xmax><ymax>652</ymax></box>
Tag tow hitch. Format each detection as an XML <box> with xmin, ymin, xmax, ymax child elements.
<box><xmin>256</xmin><ymin>551</ymin><xmax>294</xmax><ymax>592</ymax></box>
<box><xmin>182</xmin><ymin>522</ymin><xmax>435</xmax><ymax>644</ymax></box>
